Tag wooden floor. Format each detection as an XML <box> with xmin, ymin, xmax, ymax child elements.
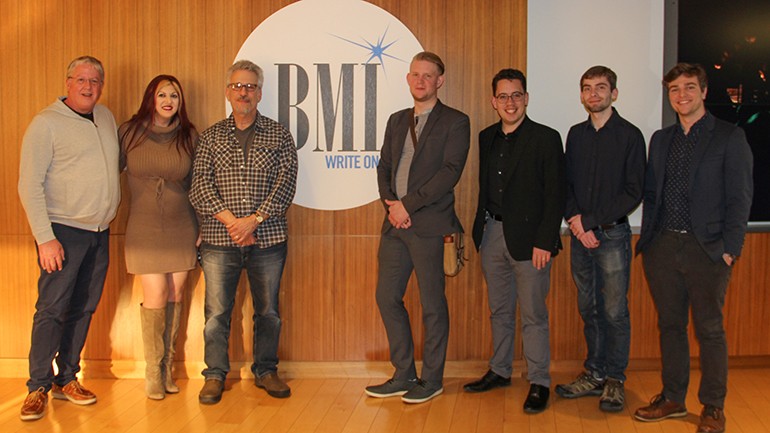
<box><xmin>2</xmin><ymin>369</ymin><xmax>770</xmax><ymax>433</ymax></box>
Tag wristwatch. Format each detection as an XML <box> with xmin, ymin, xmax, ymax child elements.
<box><xmin>254</xmin><ymin>213</ymin><xmax>264</xmax><ymax>224</ymax></box>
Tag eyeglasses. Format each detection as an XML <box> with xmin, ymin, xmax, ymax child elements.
<box><xmin>227</xmin><ymin>82</ymin><xmax>260</xmax><ymax>92</ymax></box>
<box><xmin>69</xmin><ymin>77</ymin><xmax>103</xmax><ymax>87</ymax></box>
<box><xmin>495</xmin><ymin>92</ymin><xmax>525</xmax><ymax>103</ymax></box>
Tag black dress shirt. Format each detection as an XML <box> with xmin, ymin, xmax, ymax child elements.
<box><xmin>660</xmin><ymin>112</ymin><xmax>710</xmax><ymax>232</ymax></box>
<box><xmin>565</xmin><ymin>108</ymin><xmax>646</xmax><ymax>230</ymax></box>
<box><xmin>486</xmin><ymin>122</ymin><xmax>523</xmax><ymax>216</ymax></box>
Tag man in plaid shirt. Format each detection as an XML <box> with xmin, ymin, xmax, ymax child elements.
<box><xmin>190</xmin><ymin>60</ymin><xmax>298</xmax><ymax>405</ymax></box>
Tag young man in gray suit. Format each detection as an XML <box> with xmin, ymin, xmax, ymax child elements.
<box><xmin>366</xmin><ymin>51</ymin><xmax>470</xmax><ymax>404</ymax></box>
<box><xmin>634</xmin><ymin>63</ymin><xmax>753</xmax><ymax>433</ymax></box>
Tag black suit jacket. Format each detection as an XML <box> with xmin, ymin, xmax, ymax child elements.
<box><xmin>472</xmin><ymin>117</ymin><xmax>567</xmax><ymax>261</ymax></box>
<box><xmin>377</xmin><ymin>100</ymin><xmax>470</xmax><ymax>236</ymax></box>
<box><xmin>636</xmin><ymin>114</ymin><xmax>753</xmax><ymax>262</ymax></box>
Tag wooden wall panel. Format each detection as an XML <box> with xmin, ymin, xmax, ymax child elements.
<box><xmin>1</xmin><ymin>0</ymin><xmax>768</xmax><ymax>380</ymax></box>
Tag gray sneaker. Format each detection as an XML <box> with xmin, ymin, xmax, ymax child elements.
<box><xmin>401</xmin><ymin>380</ymin><xmax>443</xmax><ymax>404</ymax></box>
<box><xmin>365</xmin><ymin>378</ymin><xmax>417</xmax><ymax>398</ymax></box>
<box><xmin>599</xmin><ymin>378</ymin><xmax>625</xmax><ymax>412</ymax></box>
<box><xmin>555</xmin><ymin>371</ymin><xmax>604</xmax><ymax>398</ymax></box>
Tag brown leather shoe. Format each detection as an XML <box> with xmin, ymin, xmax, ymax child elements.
<box><xmin>634</xmin><ymin>393</ymin><xmax>687</xmax><ymax>422</ymax></box>
<box><xmin>198</xmin><ymin>378</ymin><xmax>224</xmax><ymax>405</ymax></box>
<box><xmin>697</xmin><ymin>405</ymin><xmax>726</xmax><ymax>433</ymax></box>
<box><xmin>20</xmin><ymin>387</ymin><xmax>47</xmax><ymax>421</ymax></box>
<box><xmin>52</xmin><ymin>380</ymin><xmax>97</xmax><ymax>405</ymax></box>
<box><xmin>255</xmin><ymin>372</ymin><xmax>291</xmax><ymax>398</ymax></box>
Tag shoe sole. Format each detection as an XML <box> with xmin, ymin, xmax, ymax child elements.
<box><xmin>401</xmin><ymin>387</ymin><xmax>443</xmax><ymax>404</ymax></box>
<box><xmin>198</xmin><ymin>394</ymin><xmax>222</xmax><ymax>405</ymax></box>
<box><xmin>51</xmin><ymin>391</ymin><xmax>96</xmax><ymax>405</ymax></box>
<box><xmin>463</xmin><ymin>382</ymin><xmax>511</xmax><ymax>393</ymax></box>
<box><xmin>599</xmin><ymin>402</ymin><xmax>625</xmax><ymax>412</ymax></box>
<box><xmin>20</xmin><ymin>411</ymin><xmax>45</xmax><ymax>421</ymax></box>
<box><xmin>523</xmin><ymin>404</ymin><xmax>548</xmax><ymax>414</ymax></box>
<box><xmin>633</xmin><ymin>410</ymin><xmax>688</xmax><ymax>422</ymax></box>
<box><xmin>365</xmin><ymin>389</ymin><xmax>409</xmax><ymax>398</ymax></box>
<box><xmin>255</xmin><ymin>383</ymin><xmax>291</xmax><ymax>398</ymax></box>
<box><xmin>554</xmin><ymin>386</ymin><xmax>603</xmax><ymax>399</ymax></box>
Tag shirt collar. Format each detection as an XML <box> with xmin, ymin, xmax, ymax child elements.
<box><xmin>226</xmin><ymin>111</ymin><xmax>266</xmax><ymax>131</ymax></box>
<box><xmin>496</xmin><ymin>116</ymin><xmax>529</xmax><ymax>139</ymax></box>
<box><xmin>676</xmin><ymin>111</ymin><xmax>711</xmax><ymax>137</ymax></box>
<box><xmin>584</xmin><ymin>106</ymin><xmax>620</xmax><ymax>132</ymax></box>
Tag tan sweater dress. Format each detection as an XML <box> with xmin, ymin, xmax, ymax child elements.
<box><xmin>120</xmin><ymin>120</ymin><xmax>198</xmax><ymax>274</ymax></box>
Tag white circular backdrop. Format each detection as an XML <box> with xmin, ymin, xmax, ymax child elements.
<box><xmin>233</xmin><ymin>0</ymin><xmax>423</xmax><ymax>210</ymax></box>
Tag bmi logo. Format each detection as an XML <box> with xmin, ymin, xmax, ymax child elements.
<box><xmin>233</xmin><ymin>0</ymin><xmax>423</xmax><ymax>210</ymax></box>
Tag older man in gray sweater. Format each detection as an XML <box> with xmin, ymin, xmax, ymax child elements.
<box><xmin>17</xmin><ymin>55</ymin><xmax>120</xmax><ymax>421</ymax></box>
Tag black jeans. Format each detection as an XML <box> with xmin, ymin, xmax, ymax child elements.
<box><xmin>27</xmin><ymin>224</ymin><xmax>110</xmax><ymax>392</ymax></box>
<box><xmin>642</xmin><ymin>230</ymin><xmax>732</xmax><ymax>408</ymax></box>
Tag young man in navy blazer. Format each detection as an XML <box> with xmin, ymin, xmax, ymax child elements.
<box><xmin>634</xmin><ymin>63</ymin><xmax>753</xmax><ymax>433</ymax></box>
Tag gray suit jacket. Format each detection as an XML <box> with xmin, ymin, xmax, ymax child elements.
<box><xmin>636</xmin><ymin>113</ymin><xmax>753</xmax><ymax>262</ymax></box>
<box><xmin>377</xmin><ymin>100</ymin><xmax>470</xmax><ymax>236</ymax></box>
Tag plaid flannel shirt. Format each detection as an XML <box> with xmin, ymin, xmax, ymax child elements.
<box><xmin>190</xmin><ymin>112</ymin><xmax>298</xmax><ymax>247</ymax></box>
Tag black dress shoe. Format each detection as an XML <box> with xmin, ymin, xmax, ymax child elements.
<box><xmin>523</xmin><ymin>384</ymin><xmax>549</xmax><ymax>413</ymax></box>
<box><xmin>464</xmin><ymin>370</ymin><xmax>511</xmax><ymax>393</ymax></box>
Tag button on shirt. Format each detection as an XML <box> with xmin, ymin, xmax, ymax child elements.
<box><xmin>565</xmin><ymin>108</ymin><xmax>646</xmax><ymax>230</ymax></box>
<box><xmin>190</xmin><ymin>113</ymin><xmax>298</xmax><ymax>247</ymax></box>
<box><xmin>486</xmin><ymin>123</ymin><xmax>522</xmax><ymax>216</ymax></box>
<box><xmin>660</xmin><ymin>112</ymin><xmax>710</xmax><ymax>232</ymax></box>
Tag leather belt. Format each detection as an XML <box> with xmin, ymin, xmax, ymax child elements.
<box><xmin>487</xmin><ymin>211</ymin><xmax>503</xmax><ymax>222</ymax></box>
<box><xmin>599</xmin><ymin>216</ymin><xmax>628</xmax><ymax>230</ymax></box>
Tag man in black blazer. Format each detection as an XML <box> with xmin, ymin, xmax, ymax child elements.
<box><xmin>365</xmin><ymin>52</ymin><xmax>470</xmax><ymax>404</ymax></box>
<box><xmin>634</xmin><ymin>63</ymin><xmax>753</xmax><ymax>433</ymax></box>
<box><xmin>463</xmin><ymin>69</ymin><xmax>566</xmax><ymax>414</ymax></box>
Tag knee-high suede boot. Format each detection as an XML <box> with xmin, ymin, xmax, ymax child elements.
<box><xmin>162</xmin><ymin>302</ymin><xmax>182</xmax><ymax>393</ymax></box>
<box><xmin>140</xmin><ymin>305</ymin><xmax>166</xmax><ymax>400</ymax></box>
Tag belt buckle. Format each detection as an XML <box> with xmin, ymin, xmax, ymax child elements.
<box><xmin>666</xmin><ymin>228</ymin><xmax>688</xmax><ymax>234</ymax></box>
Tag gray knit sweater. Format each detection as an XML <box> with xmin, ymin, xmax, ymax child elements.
<box><xmin>18</xmin><ymin>98</ymin><xmax>120</xmax><ymax>244</ymax></box>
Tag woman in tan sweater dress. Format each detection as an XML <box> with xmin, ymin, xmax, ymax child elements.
<box><xmin>119</xmin><ymin>75</ymin><xmax>198</xmax><ymax>400</ymax></box>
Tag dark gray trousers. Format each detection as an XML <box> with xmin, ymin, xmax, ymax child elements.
<box><xmin>375</xmin><ymin>229</ymin><xmax>448</xmax><ymax>385</ymax></box>
<box><xmin>642</xmin><ymin>230</ymin><xmax>732</xmax><ymax>408</ymax></box>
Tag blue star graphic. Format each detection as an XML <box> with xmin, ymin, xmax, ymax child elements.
<box><xmin>330</xmin><ymin>25</ymin><xmax>407</xmax><ymax>76</ymax></box>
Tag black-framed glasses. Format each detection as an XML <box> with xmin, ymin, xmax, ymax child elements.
<box><xmin>495</xmin><ymin>92</ymin><xmax>525</xmax><ymax>103</ymax></box>
<box><xmin>227</xmin><ymin>82</ymin><xmax>259</xmax><ymax>92</ymax></box>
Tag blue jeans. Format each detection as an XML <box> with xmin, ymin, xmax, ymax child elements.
<box><xmin>200</xmin><ymin>241</ymin><xmax>287</xmax><ymax>381</ymax></box>
<box><xmin>570</xmin><ymin>222</ymin><xmax>631</xmax><ymax>381</ymax></box>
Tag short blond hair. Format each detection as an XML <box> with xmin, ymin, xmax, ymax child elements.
<box><xmin>412</xmin><ymin>51</ymin><xmax>445</xmax><ymax>76</ymax></box>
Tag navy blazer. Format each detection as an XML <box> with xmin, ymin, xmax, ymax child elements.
<box><xmin>377</xmin><ymin>100</ymin><xmax>470</xmax><ymax>236</ymax></box>
<box><xmin>636</xmin><ymin>114</ymin><xmax>753</xmax><ymax>262</ymax></box>
<box><xmin>472</xmin><ymin>117</ymin><xmax>566</xmax><ymax>261</ymax></box>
